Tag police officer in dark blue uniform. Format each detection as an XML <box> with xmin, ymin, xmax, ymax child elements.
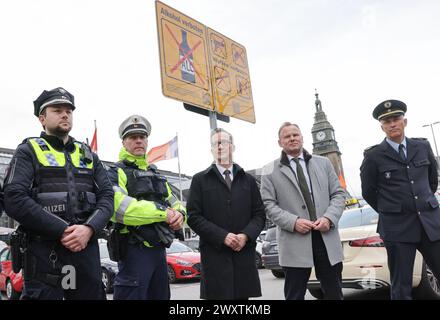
<box><xmin>360</xmin><ymin>99</ymin><xmax>440</xmax><ymax>299</ymax></box>
<box><xmin>4</xmin><ymin>87</ymin><xmax>114</xmax><ymax>300</ymax></box>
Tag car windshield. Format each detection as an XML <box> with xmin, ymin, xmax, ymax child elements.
<box><xmin>338</xmin><ymin>206</ymin><xmax>379</xmax><ymax>229</ymax></box>
<box><xmin>166</xmin><ymin>241</ymin><xmax>193</xmax><ymax>254</ymax></box>
<box><xmin>338</xmin><ymin>208</ymin><xmax>362</xmax><ymax>229</ymax></box>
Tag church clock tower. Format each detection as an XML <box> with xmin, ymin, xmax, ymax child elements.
<box><xmin>311</xmin><ymin>90</ymin><xmax>347</xmax><ymax>189</ymax></box>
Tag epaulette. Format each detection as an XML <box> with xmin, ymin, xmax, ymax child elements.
<box><xmin>411</xmin><ymin>137</ymin><xmax>428</xmax><ymax>141</ymax></box>
<box><xmin>22</xmin><ymin>137</ymin><xmax>40</xmax><ymax>144</ymax></box>
<box><xmin>148</xmin><ymin>163</ymin><xmax>158</xmax><ymax>172</ymax></box>
<box><xmin>105</xmin><ymin>162</ymin><xmax>118</xmax><ymax>169</ymax></box>
<box><xmin>364</xmin><ymin>144</ymin><xmax>379</xmax><ymax>152</ymax></box>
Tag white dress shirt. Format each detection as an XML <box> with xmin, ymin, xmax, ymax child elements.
<box><xmin>216</xmin><ymin>164</ymin><xmax>234</xmax><ymax>182</ymax></box>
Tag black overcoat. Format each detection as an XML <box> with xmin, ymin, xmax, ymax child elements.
<box><xmin>187</xmin><ymin>163</ymin><xmax>266</xmax><ymax>299</ymax></box>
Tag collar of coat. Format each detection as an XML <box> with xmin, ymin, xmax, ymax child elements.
<box><xmin>118</xmin><ymin>147</ymin><xmax>149</xmax><ymax>170</ymax></box>
<box><xmin>204</xmin><ymin>162</ymin><xmax>245</xmax><ymax>178</ymax></box>
<box><xmin>40</xmin><ymin>131</ymin><xmax>75</xmax><ymax>152</ymax></box>
<box><xmin>377</xmin><ymin>137</ymin><xmax>422</xmax><ymax>163</ymax></box>
<box><xmin>279</xmin><ymin>149</ymin><xmax>313</xmax><ymax>167</ymax></box>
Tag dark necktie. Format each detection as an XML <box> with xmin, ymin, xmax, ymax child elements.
<box><xmin>398</xmin><ymin>144</ymin><xmax>406</xmax><ymax>161</ymax></box>
<box><xmin>292</xmin><ymin>158</ymin><xmax>317</xmax><ymax>221</ymax></box>
<box><xmin>224</xmin><ymin>169</ymin><xmax>232</xmax><ymax>190</ymax></box>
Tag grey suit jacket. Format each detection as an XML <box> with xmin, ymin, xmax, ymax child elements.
<box><xmin>260</xmin><ymin>151</ymin><xmax>345</xmax><ymax>267</ymax></box>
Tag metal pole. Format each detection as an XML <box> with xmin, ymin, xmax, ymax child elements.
<box><xmin>424</xmin><ymin>122</ymin><xmax>440</xmax><ymax>158</ymax></box>
<box><xmin>209</xmin><ymin>111</ymin><xmax>218</xmax><ymax>131</ymax></box>
<box><xmin>176</xmin><ymin>133</ymin><xmax>183</xmax><ymax>202</ymax></box>
<box><xmin>430</xmin><ymin>123</ymin><xmax>439</xmax><ymax>158</ymax></box>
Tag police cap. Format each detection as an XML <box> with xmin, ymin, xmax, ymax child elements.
<box><xmin>119</xmin><ymin>115</ymin><xmax>151</xmax><ymax>139</ymax></box>
<box><xmin>372</xmin><ymin>99</ymin><xmax>407</xmax><ymax>121</ymax></box>
<box><xmin>33</xmin><ymin>87</ymin><xmax>75</xmax><ymax>117</ymax></box>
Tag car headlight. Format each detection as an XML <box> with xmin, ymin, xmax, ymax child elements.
<box><xmin>176</xmin><ymin>260</ymin><xmax>193</xmax><ymax>266</ymax></box>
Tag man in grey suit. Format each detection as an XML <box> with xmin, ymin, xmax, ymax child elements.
<box><xmin>261</xmin><ymin>122</ymin><xmax>346</xmax><ymax>300</ymax></box>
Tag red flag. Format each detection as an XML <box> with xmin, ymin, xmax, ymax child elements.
<box><xmin>147</xmin><ymin>136</ymin><xmax>178</xmax><ymax>164</ymax></box>
<box><xmin>90</xmin><ymin>121</ymin><xmax>98</xmax><ymax>153</ymax></box>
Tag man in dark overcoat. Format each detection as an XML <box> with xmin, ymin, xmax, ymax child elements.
<box><xmin>360</xmin><ymin>99</ymin><xmax>440</xmax><ymax>299</ymax></box>
<box><xmin>187</xmin><ymin>128</ymin><xmax>266</xmax><ymax>300</ymax></box>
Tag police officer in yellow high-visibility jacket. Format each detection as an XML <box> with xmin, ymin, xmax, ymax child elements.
<box><xmin>4</xmin><ymin>87</ymin><xmax>114</xmax><ymax>300</ymax></box>
<box><xmin>108</xmin><ymin>115</ymin><xmax>185</xmax><ymax>300</ymax></box>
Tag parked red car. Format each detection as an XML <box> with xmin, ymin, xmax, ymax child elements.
<box><xmin>0</xmin><ymin>246</ymin><xmax>23</xmax><ymax>300</ymax></box>
<box><xmin>166</xmin><ymin>241</ymin><xmax>201</xmax><ymax>283</ymax></box>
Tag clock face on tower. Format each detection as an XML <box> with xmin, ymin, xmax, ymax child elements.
<box><xmin>316</xmin><ymin>131</ymin><xmax>326</xmax><ymax>141</ymax></box>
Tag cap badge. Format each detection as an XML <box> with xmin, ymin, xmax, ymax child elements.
<box><xmin>58</xmin><ymin>88</ymin><xmax>66</xmax><ymax>94</ymax></box>
<box><xmin>384</xmin><ymin>101</ymin><xmax>392</xmax><ymax>109</ymax></box>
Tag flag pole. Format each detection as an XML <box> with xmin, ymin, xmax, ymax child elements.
<box><xmin>92</xmin><ymin>119</ymin><xmax>98</xmax><ymax>155</ymax></box>
<box><xmin>176</xmin><ymin>132</ymin><xmax>183</xmax><ymax>202</ymax></box>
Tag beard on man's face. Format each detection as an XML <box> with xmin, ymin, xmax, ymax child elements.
<box><xmin>52</xmin><ymin>124</ymin><xmax>71</xmax><ymax>136</ymax></box>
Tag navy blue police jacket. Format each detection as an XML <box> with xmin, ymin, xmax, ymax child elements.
<box><xmin>360</xmin><ymin>137</ymin><xmax>440</xmax><ymax>242</ymax></box>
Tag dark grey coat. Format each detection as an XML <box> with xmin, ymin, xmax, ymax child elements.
<box><xmin>187</xmin><ymin>163</ymin><xmax>266</xmax><ymax>299</ymax></box>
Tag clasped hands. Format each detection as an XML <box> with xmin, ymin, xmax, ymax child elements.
<box><xmin>61</xmin><ymin>224</ymin><xmax>94</xmax><ymax>253</ymax></box>
<box><xmin>294</xmin><ymin>217</ymin><xmax>332</xmax><ymax>234</ymax></box>
<box><xmin>224</xmin><ymin>233</ymin><xmax>248</xmax><ymax>252</ymax></box>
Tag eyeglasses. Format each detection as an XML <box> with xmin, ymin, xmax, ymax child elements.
<box><xmin>211</xmin><ymin>140</ymin><xmax>231</xmax><ymax>147</ymax></box>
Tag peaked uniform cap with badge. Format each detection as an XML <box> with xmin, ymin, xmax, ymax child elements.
<box><xmin>119</xmin><ymin>115</ymin><xmax>152</xmax><ymax>139</ymax></box>
<box><xmin>33</xmin><ymin>87</ymin><xmax>75</xmax><ymax>117</ymax></box>
<box><xmin>372</xmin><ymin>99</ymin><xmax>407</xmax><ymax>121</ymax></box>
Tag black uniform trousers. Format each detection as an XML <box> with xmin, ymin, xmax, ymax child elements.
<box><xmin>113</xmin><ymin>242</ymin><xmax>170</xmax><ymax>300</ymax></box>
<box><xmin>283</xmin><ymin>230</ymin><xmax>343</xmax><ymax>300</ymax></box>
<box><xmin>21</xmin><ymin>238</ymin><xmax>104</xmax><ymax>300</ymax></box>
<box><xmin>384</xmin><ymin>225</ymin><xmax>440</xmax><ymax>300</ymax></box>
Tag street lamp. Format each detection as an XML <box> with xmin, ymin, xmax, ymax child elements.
<box><xmin>423</xmin><ymin>121</ymin><xmax>440</xmax><ymax>158</ymax></box>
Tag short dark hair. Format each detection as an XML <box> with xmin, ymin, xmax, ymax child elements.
<box><xmin>211</xmin><ymin>128</ymin><xmax>234</xmax><ymax>145</ymax></box>
<box><xmin>39</xmin><ymin>109</ymin><xmax>47</xmax><ymax>129</ymax></box>
<box><xmin>278</xmin><ymin>122</ymin><xmax>300</xmax><ymax>138</ymax></box>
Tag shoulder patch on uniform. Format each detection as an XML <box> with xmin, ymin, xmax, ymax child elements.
<box><xmin>411</xmin><ymin>137</ymin><xmax>427</xmax><ymax>141</ymax></box>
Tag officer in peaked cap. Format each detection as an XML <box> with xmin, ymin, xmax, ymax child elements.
<box><xmin>33</xmin><ymin>87</ymin><xmax>76</xmax><ymax>117</ymax></box>
<box><xmin>361</xmin><ymin>98</ymin><xmax>440</xmax><ymax>300</ymax></box>
<box><xmin>372</xmin><ymin>99</ymin><xmax>407</xmax><ymax>121</ymax></box>
<box><xmin>118</xmin><ymin>115</ymin><xmax>151</xmax><ymax>139</ymax></box>
<box><xmin>4</xmin><ymin>86</ymin><xmax>114</xmax><ymax>300</ymax></box>
<box><xmin>107</xmin><ymin>114</ymin><xmax>186</xmax><ymax>300</ymax></box>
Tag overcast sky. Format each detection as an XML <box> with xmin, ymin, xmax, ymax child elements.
<box><xmin>1</xmin><ymin>0</ymin><xmax>439</xmax><ymax>197</ymax></box>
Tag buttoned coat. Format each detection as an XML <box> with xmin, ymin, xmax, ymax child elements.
<box><xmin>187</xmin><ymin>163</ymin><xmax>266</xmax><ymax>299</ymax></box>
<box><xmin>260</xmin><ymin>151</ymin><xmax>345</xmax><ymax>268</ymax></box>
<box><xmin>360</xmin><ymin>138</ymin><xmax>440</xmax><ymax>242</ymax></box>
